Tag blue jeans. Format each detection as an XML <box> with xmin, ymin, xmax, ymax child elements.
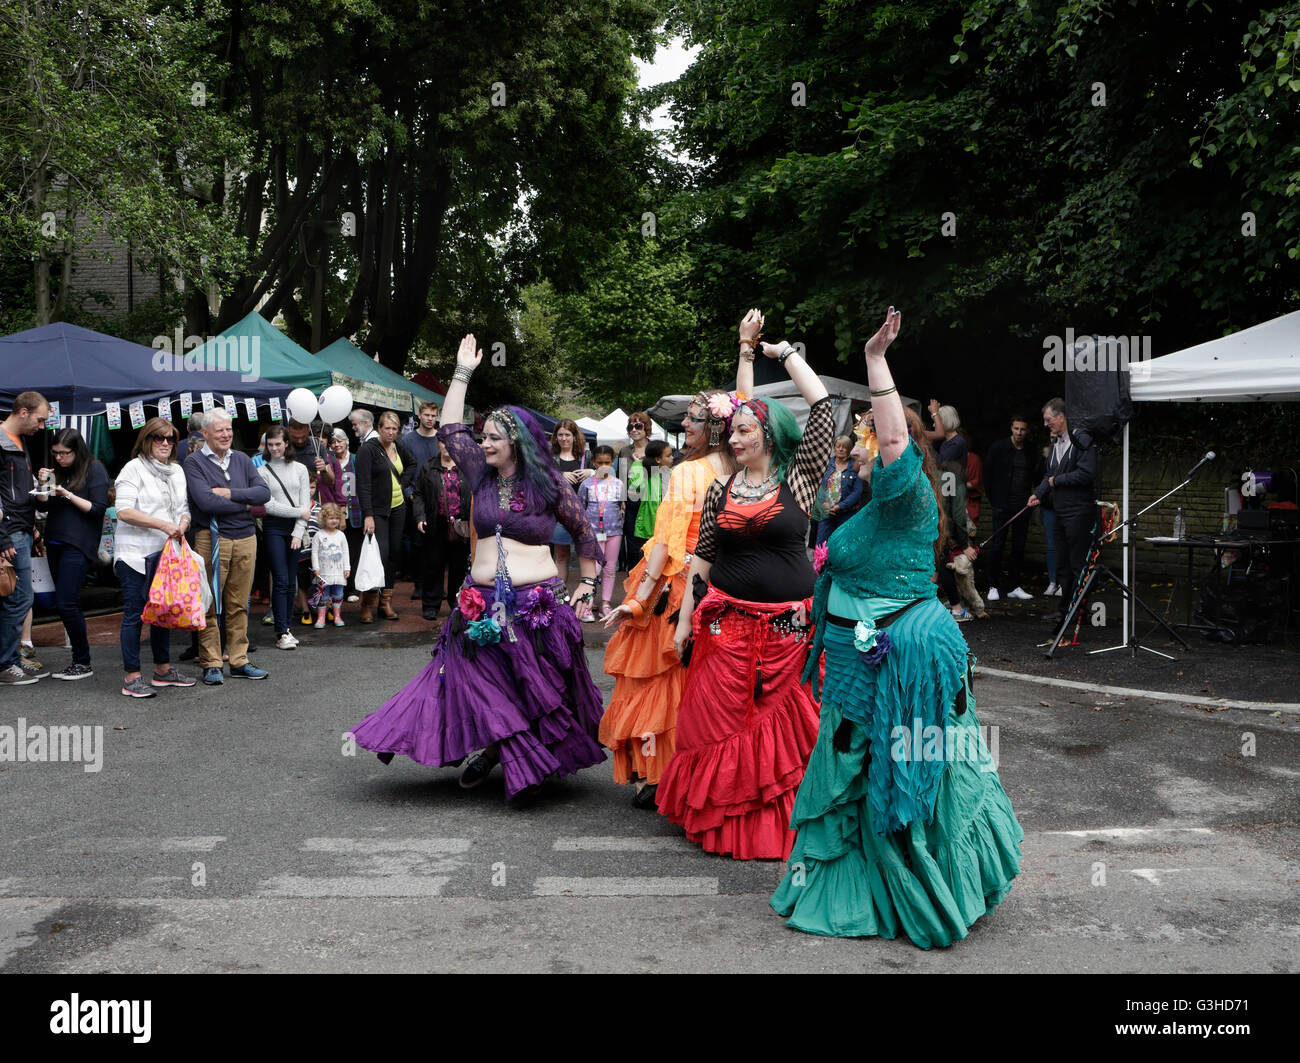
<box><xmin>116</xmin><ymin>560</ymin><xmax>170</xmax><ymax>674</ymax></box>
<box><xmin>0</xmin><ymin>530</ymin><xmax>33</xmax><ymax>670</ymax></box>
<box><xmin>1042</xmin><ymin>507</ymin><xmax>1059</xmax><ymax>584</ymax></box>
<box><xmin>47</xmin><ymin>542</ymin><xmax>92</xmax><ymax>666</ymax></box>
<box><xmin>265</xmin><ymin>518</ymin><xmax>298</xmax><ymax>635</ymax></box>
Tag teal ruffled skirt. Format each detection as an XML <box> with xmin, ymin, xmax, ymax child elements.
<box><xmin>770</xmin><ymin>601</ymin><xmax>1023</xmax><ymax>948</ymax></box>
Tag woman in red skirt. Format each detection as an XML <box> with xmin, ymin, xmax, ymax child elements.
<box><xmin>658</xmin><ymin>329</ymin><xmax>834</xmax><ymax>859</ymax></box>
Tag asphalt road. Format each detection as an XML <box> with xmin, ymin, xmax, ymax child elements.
<box><xmin>1</xmin><ymin>620</ymin><xmax>1297</xmax><ymax>974</ymax></box>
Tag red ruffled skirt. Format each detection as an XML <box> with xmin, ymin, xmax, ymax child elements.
<box><xmin>599</xmin><ymin>558</ymin><xmax>685</xmax><ymax>785</ymax></box>
<box><xmin>656</xmin><ymin>585</ymin><xmax>821</xmax><ymax>860</ymax></box>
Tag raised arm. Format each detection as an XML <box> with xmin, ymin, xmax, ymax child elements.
<box><xmin>736</xmin><ymin>308</ymin><xmax>764</xmax><ymax>396</ymax></box>
<box><xmin>863</xmin><ymin>307</ymin><xmax>906</xmax><ymax>466</ymax></box>
<box><xmin>440</xmin><ymin>334</ymin><xmax>480</xmax><ymax>428</ymax></box>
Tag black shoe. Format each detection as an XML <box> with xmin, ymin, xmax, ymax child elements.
<box><xmin>458</xmin><ymin>750</ymin><xmax>497</xmax><ymax>789</ymax></box>
<box><xmin>632</xmin><ymin>783</ymin><xmax>658</xmax><ymax>810</ymax></box>
<box><xmin>422</xmin><ymin>608</ymin><xmax>440</xmax><ymax>621</ymax></box>
<box><xmin>410</xmin><ymin>585</ymin><xmax>422</xmax><ymax>600</ymax></box>
<box><xmin>178</xmin><ymin>646</ymin><xmax>199</xmax><ymax>661</ymax></box>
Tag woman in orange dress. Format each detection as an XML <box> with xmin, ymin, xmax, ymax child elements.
<box><xmin>598</xmin><ymin>314</ymin><xmax>761</xmax><ymax>807</ymax></box>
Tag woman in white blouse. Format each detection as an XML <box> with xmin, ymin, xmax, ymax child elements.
<box><xmin>257</xmin><ymin>425</ymin><xmax>312</xmax><ymax>650</ymax></box>
<box><xmin>113</xmin><ymin>418</ymin><xmax>196</xmax><ymax>698</ymax></box>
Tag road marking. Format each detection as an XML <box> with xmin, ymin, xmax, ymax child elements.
<box><xmin>975</xmin><ymin>666</ymin><xmax>1300</xmax><ymax>715</ymax></box>
<box><xmin>257</xmin><ymin>875</ymin><xmax>452</xmax><ymax>897</ymax></box>
<box><xmin>533</xmin><ymin>877</ymin><xmax>719</xmax><ymax>897</ymax></box>
<box><xmin>1043</xmin><ymin>828</ymin><xmax>1213</xmax><ymax>840</ymax></box>
<box><xmin>59</xmin><ymin>836</ymin><xmax>227</xmax><ymax>852</ymax></box>
<box><xmin>1129</xmin><ymin>868</ymin><xmax>1209</xmax><ymax>885</ymax></box>
<box><xmin>302</xmin><ymin>838</ymin><xmax>471</xmax><ymax>854</ymax></box>
<box><xmin>552</xmin><ymin>836</ymin><xmax>694</xmax><ymax>852</ymax></box>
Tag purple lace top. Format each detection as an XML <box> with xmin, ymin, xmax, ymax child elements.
<box><xmin>438</xmin><ymin>423</ymin><xmax>603</xmax><ymax>564</ymax></box>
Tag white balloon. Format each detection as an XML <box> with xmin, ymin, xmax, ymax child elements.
<box><xmin>285</xmin><ymin>387</ymin><xmax>318</xmax><ymax>424</ymax></box>
<box><xmin>317</xmin><ymin>384</ymin><xmax>353</xmax><ymax>424</ymax></box>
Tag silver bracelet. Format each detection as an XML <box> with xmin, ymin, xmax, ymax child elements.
<box><xmin>452</xmin><ymin>365</ymin><xmax>473</xmax><ymax>384</ymax></box>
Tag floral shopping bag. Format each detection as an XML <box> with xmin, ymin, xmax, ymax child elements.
<box><xmin>141</xmin><ymin>538</ymin><xmax>207</xmax><ymax>630</ymax></box>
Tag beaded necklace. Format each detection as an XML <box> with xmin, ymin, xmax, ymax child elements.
<box><xmin>496</xmin><ymin>472</ymin><xmax>525</xmax><ymax>512</ymax></box>
<box><xmin>729</xmin><ymin>466</ymin><xmax>779</xmax><ymax>503</ymax></box>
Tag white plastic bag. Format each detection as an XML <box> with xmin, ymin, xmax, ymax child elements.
<box><xmin>354</xmin><ymin>532</ymin><xmax>383</xmax><ymax>592</ymax></box>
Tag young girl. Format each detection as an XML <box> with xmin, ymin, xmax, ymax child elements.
<box><xmin>633</xmin><ymin>440</ymin><xmax>673</xmax><ymax>545</ymax></box>
<box><xmin>311</xmin><ymin>503</ymin><xmax>351</xmax><ymax>626</ymax></box>
<box><xmin>577</xmin><ymin>445</ymin><xmax>624</xmax><ymax>620</ymax></box>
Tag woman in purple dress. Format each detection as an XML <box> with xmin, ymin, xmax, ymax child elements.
<box><xmin>347</xmin><ymin>335</ymin><xmax>606</xmax><ymax>801</ymax></box>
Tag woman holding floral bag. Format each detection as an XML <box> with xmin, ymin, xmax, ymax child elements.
<box><xmin>347</xmin><ymin>335</ymin><xmax>606</xmax><ymax>802</ymax></box>
<box><xmin>113</xmin><ymin>419</ymin><xmax>197</xmax><ymax>698</ymax></box>
<box><xmin>770</xmin><ymin>307</ymin><xmax>1022</xmax><ymax>947</ymax></box>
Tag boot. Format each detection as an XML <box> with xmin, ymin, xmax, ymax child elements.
<box><xmin>359</xmin><ymin>591</ymin><xmax>377</xmax><ymax>624</ymax></box>
<box><xmin>379</xmin><ymin>589</ymin><xmax>399</xmax><ymax>620</ymax></box>
<box><xmin>314</xmin><ymin>607</ymin><xmax>327</xmax><ymax>629</ymax></box>
<box><xmin>332</xmin><ymin>603</ymin><xmax>345</xmax><ymax>627</ymax></box>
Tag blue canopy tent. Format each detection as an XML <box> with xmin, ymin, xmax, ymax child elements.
<box><xmin>0</xmin><ymin>322</ymin><xmax>290</xmax><ymax>416</ymax></box>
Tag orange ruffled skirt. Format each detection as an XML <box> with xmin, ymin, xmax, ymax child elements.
<box><xmin>656</xmin><ymin>585</ymin><xmax>821</xmax><ymax>860</ymax></box>
<box><xmin>599</xmin><ymin>558</ymin><xmax>685</xmax><ymax>785</ymax></box>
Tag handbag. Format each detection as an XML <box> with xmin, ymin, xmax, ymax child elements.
<box><xmin>0</xmin><ymin>556</ymin><xmax>15</xmax><ymax>597</ymax></box>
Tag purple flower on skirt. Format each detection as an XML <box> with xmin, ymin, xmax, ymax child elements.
<box><xmin>467</xmin><ymin>618</ymin><xmax>502</xmax><ymax>645</ymax></box>
<box><xmin>521</xmin><ymin>585</ymin><xmax>558</xmax><ymax>630</ymax></box>
<box><xmin>859</xmin><ymin>630</ymin><xmax>892</xmax><ymax>667</ymax></box>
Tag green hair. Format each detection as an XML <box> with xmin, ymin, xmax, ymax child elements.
<box><xmin>742</xmin><ymin>398</ymin><xmax>803</xmax><ymax>483</ymax></box>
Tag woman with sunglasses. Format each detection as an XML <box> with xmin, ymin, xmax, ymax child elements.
<box><xmin>39</xmin><ymin>428</ymin><xmax>110</xmax><ymax>681</ymax></box>
<box><xmin>112</xmin><ymin>419</ymin><xmax>196</xmax><ymax>697</ymax></box>
<box><xmin>617</xmin><ymin>411</ymin><xmax>652</xmax><ymax>571</ymax></box>
<box><xmin>770</xmin><ymin>308</ymin><xmax>1022</xmax><ymax>947</ymax></box>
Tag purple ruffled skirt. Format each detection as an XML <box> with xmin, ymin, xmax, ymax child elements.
<box><xmin>348</xmin><ymin>577</ymin><xmax>606</xmax><ymax>798</ymax></box>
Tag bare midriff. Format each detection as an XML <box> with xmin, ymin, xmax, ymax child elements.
<box><xmin>470</xmin><ymin>537</ymin><xmax>559</xmax><ymax>587</ymax></box>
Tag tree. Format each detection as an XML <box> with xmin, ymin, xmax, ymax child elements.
<box><xmin>202</xmin><ymin>0</ymin><xmax>664</xmax><ymax>374</ymax></box>
<box><xmin>0</xmin><ymin>0</ymin><xmax>244</xmax><ymax>327</ymax></box>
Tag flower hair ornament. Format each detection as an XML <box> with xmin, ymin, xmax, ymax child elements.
<box><xmin>696</xmin><ymin>390</ymin><xmax>748</xmax><ymax>446</ymax></box>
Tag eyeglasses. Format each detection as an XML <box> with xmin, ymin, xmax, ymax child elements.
<box><xmin>51</xmin><ymin>449</ymin><xmax>73</xmax><ymax>457</ymax></box>
<box><xmin>151</xmin><ymin>435</ymin><xmax>176</xmax><ymax>444</ymax></box>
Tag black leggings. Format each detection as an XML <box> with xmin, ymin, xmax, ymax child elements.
<box><xmin>371</xmin><ymin>506</ymin><xmax>407</xmax><ymax>591</ymax></box>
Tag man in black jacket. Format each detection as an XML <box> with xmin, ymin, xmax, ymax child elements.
<box><xmin>1028</xmin><ymin>397</ymin><xmax>1098</xmax><ymax>622</ymax></box>
<box><xmin>0</xmin><ymin>391</ymin><xmax>52</xmax><ymax>685</ymax></box>
<box><xmin>983</xmin><ymin>414</ymin><xmax>1041</xmax><ymax>602</ymax></box>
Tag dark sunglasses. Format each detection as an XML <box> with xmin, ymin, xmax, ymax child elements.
<box><xmin>628</xmin><ymin>422</ymin><xmax>646</xmax><ymax>430</ymax></box>
<box><xmin>151</xmin><ymin>434</ymin><xmax>177</xmax><ymax>444</ymax></box>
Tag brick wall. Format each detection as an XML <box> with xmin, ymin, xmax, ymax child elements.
<box><xmin>69</xmin><ymin>227</ymin><xmax>165</xmax><ymax>315</ymax></box>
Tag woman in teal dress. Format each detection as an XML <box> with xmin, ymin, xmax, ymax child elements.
<box><xmin>771</xmin><ymin>307</ymin><xmax>1023</xmax><ymax>948</ymax></box>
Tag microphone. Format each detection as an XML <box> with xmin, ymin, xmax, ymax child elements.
<box><xmin>1185</xmin><ymin>451</ymin><xmax>1216</xmax><ymax>478</ymax></box>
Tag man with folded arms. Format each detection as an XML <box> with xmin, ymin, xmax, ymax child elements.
<box><xmin>184</xmin><ymin>408</ymin><xmax>271</xmax><ymax>684</ymax></box>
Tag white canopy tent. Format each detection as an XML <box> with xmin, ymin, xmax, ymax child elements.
<box><xmin>1113</xmin><ymin>310</ymin><xmax>1300</xmax><ymax>649</ymax></box>
<box><xmin>574</xmin><ymin>407</ymin><xmax>669</xmax><ymax>447</ymax></box>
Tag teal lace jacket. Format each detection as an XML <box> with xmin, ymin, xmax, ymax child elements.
<box><xmin>803</xmin><ymin>439</ymin><xmax>939</xmax><ymax>697</ymax></box>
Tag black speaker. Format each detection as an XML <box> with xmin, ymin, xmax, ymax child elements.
<box><xmin>1063</xmin><ymin>335</ymin><xmax>1134</xmax><ymax>446</ymax></box>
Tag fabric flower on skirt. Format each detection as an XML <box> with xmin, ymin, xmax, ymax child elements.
<box><xmin>458</xmin><ymin>586</ymin><xmax>485</xmax><ymax>621</ymax></box>
<box><xmin>521</xmin><ymin>585</ymin><xmax>558</xmax><ymax>630</ymax></box>
<box><xmin>813</xmin><ymin>542</ymin><xmax>829</xmax><ymax>574</ymax></box>
<box><xmin>853</xmin><ymin>619</ymin><xmax>892</xmax><ymax>666</ymax></box>
<box><xmin>467</xmin><ymin>618</ymin><xmax>502</xmax><ymax>645</ymax></box>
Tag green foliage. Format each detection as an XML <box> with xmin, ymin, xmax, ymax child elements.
<box><xmin>0</xmin><ymin>0</ymin><xmax>245</xmax><ymax>324</ymax></box>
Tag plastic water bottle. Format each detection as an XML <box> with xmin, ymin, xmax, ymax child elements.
<box><xmin>1173</xmin><ymin>506</ymin><xmax>1186</xmax><ymax>539</ymax></box>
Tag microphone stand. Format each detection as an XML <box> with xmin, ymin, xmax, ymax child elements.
<box><xmin>1051</xmin><ymin>465</ymin><xmax>1209</xmax><ymax>659</ymax></box>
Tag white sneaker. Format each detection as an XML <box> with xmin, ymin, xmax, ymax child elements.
<box><xmin>986</xmin><ymin>587</ymin><xmax>1000</xmax><ymax>602</ymax></box>
<box><xmin>276</xmin><ymin>633</ymin><xmax>298</xmax><ymax>650</ymax></box>
<box><xmin>1045</xmin><ymin>582</ymin><xmax>1058</xmax><ymax>596</ymax></box>
<box><xmin>1008</xmin><ymin>586</ymin><xmax>1033</xmax><ymax>600</ymax></box>
<box><xmin>346</xmin><ymin>594</ymin><xmax>360</xmax><ymax>603</ymax></box>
